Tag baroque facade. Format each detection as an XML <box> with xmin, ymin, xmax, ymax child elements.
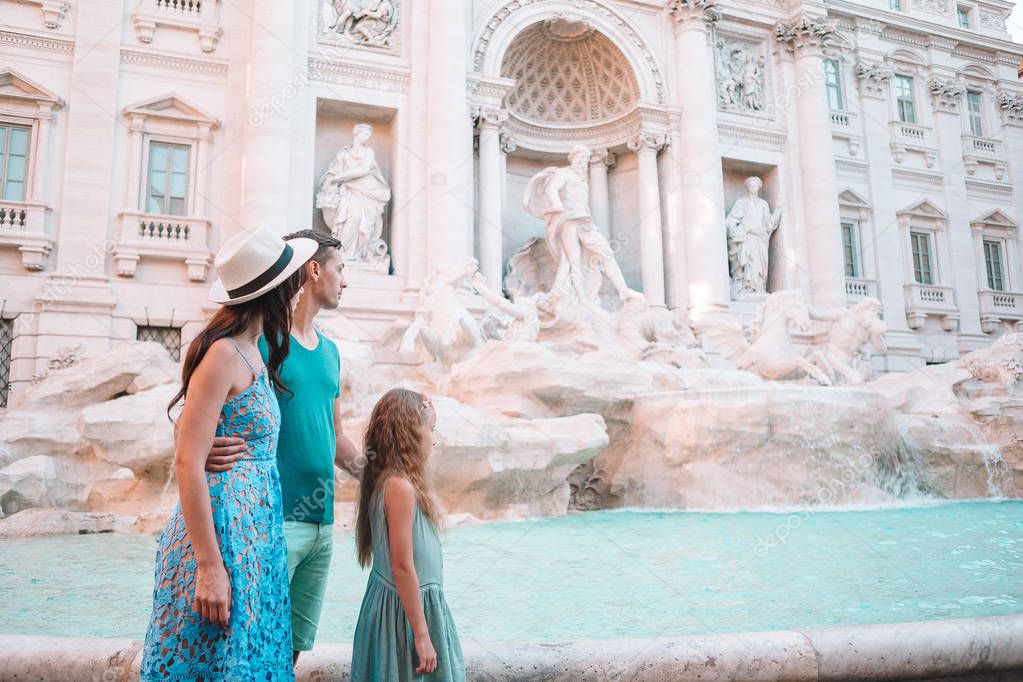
<box><xmin>0</xmin><ymin>0</ymin><xmax>1021</xmax><ymax>407</ymax></box>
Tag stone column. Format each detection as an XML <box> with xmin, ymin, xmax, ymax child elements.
<box><xmin>29</xmin><ymin>106</ymin><xmax>55</xmax><ymax>204</ymax></box>
<box><xmin>931</xmin><ymin>77</ymin><xmax>983</xmax><ymax>339</ymax></box>
<box><xmin>36</xmin><ymin>0</ymin><xmax>121</xmax><ymax>363</ymax></box>
<box><xmin>425</xmin><ymin>0</ymin><xmax>473</xmax><ymax>270</ymax></box>
<box><xmin>123</xmin><ymin>116</ymin><xmax>144</xmax><ymax>210</ymax></box>
<box><xmin>661</xmin><ymin>121</ymin><xmax>688</xmax><ymax>310</ymax></box>
<box><xmin>668</xmin><ymin>0</ymin><xmax>731</xmax><ymax>316</ymax></box>
<box><xmin>240</xmin><ymin>0</ymin><xmax>295</xmax><ymax>235</ymax></box>
<box><xmin>628</xmin><ymin>131</ymin><xmax>668</xmax><ymax>306</ymax></box>
<box><xmin>588</xmin><ymin>148</ymin><xmax>614</xmax><ymax>238</ymax></box>
<box><xmin>194</xmin><ymin>123</ymin><xmax>213</xmax><ymax>216</ymax></box>
<box><xmin>401</xmin><ymin>0</ymin><xmax>430</xmax><ymax>293</ymax></box>
<box><xmin>775</xmin><ymin>17</ymin><xmax>846</xmax><ymax>308</ymax></box>
<box><xmin>475</xmin><ymin>107</ymin><xmax>507</xmax><ymax>290</ymax></box>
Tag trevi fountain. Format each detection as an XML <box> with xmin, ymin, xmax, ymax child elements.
<box><xmin>1</xmin><ymin>0</ymin><xmax>1023</xmax><ymax>679</ymax></box>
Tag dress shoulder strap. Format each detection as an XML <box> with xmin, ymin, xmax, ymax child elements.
<box><xmin>225</xmin><ymin>337</ymin><xmax>260</xmax><ymax>377</ymax></box>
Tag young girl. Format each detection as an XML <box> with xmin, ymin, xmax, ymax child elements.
<box><xmin>140</xmin><ymin>228</ymin><xmax>318</xmax><ymax>681</ymax></box>
<box><xmin>351</xmin><ymin>389</ymin><xmax>465</xmax><ymax>681</ymax></box>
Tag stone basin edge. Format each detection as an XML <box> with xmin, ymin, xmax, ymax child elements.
<box><xmin>1</xmin><ymin>613</ymin><xmax>1021</xmax><ymax>681</ymax></box>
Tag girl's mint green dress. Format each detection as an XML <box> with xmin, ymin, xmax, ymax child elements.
<box><xmin>351</xmin><ymin>493</ymin><xmax>464</xmax><ymax>682</ymax></box>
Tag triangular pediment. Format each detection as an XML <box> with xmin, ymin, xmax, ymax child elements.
<box><xmin>0</xmin><ymin>68</ymin><xmax>63</xmax><ymax>107</ymax></box>
<box><xmin>123</xmin><ymin>93</ymin><xmax>219</xmax><ymax>127</ymax></box>
<box><xmin>898</xmin><ymin>199</ymin><xmax>947</xmax><ymax>220</ymax></box>
<box><xmin>971</xmin><ymin>209</ymin><xmax>1017</xmax><ymax>229</ymax></box>
<box><xmin>838</xmin><ymin>188</ymin><xmax>871</xmax><ymax>208</ymax></box>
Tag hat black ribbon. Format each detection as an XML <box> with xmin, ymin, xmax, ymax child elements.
<box><xmin>227</xmin><ymin>243</ymin><xmax>294</xmax><ymax>299</ymax></box>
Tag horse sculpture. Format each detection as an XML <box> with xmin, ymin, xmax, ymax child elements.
<box><xmin>697</xmin><ymin>289</ymin><xmax>833</xmax><ymax>385</ymax></box>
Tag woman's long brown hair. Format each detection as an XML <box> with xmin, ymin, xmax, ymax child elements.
<box><xmin>167</xmin><ymin>268</ymin><xmax>306</xmax><ymax>417</ymax></box>
<box><xmin>356</xmin><ymin>388</ymin><xmax>443</xmax><ymax>568</ymax></box>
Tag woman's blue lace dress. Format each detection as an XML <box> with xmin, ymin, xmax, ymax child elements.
<box><xmin>140</xmin><ymin>368</ymin><xmax>293</xmax><ymax>681</ymax></box>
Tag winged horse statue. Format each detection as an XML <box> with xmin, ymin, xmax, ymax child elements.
<box><xmin>696</xmin><ymin>289</ymin><xmax>833</xmax><ymax>385</ymax></box>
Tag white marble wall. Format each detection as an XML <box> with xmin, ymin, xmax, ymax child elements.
<box><xmin>0</xmin><ymin>0</ymin><xmax>1020</xmax><ymax>404</ymax></box>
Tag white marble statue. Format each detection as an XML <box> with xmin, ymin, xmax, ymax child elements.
<box><xmin>323</xmin><ymin>0</ymin><xmax>398</xmax><ymax>46</ymax></box>
<box><xmin>697</xmin><ymin>289</ymin><xmax>833</xmax><ymax>384</ymax></box>
<box><xmin>523</xmin><ymin>145</ymin><xmax>633</xmax><ymax>307</ymax></box>
<box><xmin>617</xmin><ymin>293</ymin><xmax>707</xmax><ymax>369</ymax></box>
<box><xmin>725</xmin><ymin>176</ymin><xmax>782</xmax><ymax>298</ymax></box>
<box><xmin>809</xmin><ymin>298</ymin><xmax>888</xmax><ymax>384</ymax></box>
<box><xmin>315</xmin><ymin>123</ymin><xmax>391</xmax><ymax>265</ymax></box>
<box><xmin>380</xmin><ymin>259</ymin><xmax>483</xmax><ymax>366</ymax></box>
<box><xmin>471</xmin><ymin>271</ymin><xmax>562</xmax><ymax>344</ymax></box>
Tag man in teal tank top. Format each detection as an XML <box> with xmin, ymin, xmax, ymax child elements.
<box><xmin>205</xmin><ymin>230</ymin><xmax>361</xmax><ymax>665</ymax></box>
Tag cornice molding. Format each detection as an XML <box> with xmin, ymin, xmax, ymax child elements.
<box><xmin>120</xmin><ymin>48</ymin><xmax>229</xmax><ymax>77</ymax></box>
<box><xmin>0</xmin><ymin>28</ymin><xmax>73</xmax><ymax>54</ymax></box>
<box><xmin>718</xmin><ymin>122</ymin><xmax>786</xmax><ymax>151</ymax></box>
<box><xmin>307</xmin><ymin>58</ymin><xmax>410</xmax><ymax>94</ymax></box>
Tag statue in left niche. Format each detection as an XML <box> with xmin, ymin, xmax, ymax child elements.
<box><xmin>315</xmin><ymin>123</ymin><xmax>392</xmax><ymax>267</ymax></box>
<box><xmin>323</xmin><ymin>0</ymin><xmax>398</xmax><ymax>47</ymax></box>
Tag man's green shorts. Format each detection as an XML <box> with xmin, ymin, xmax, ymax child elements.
<box><xmin>284</xmin><ymin>521</ymin><xmax>333</xmax><ymax>651</ymax></box>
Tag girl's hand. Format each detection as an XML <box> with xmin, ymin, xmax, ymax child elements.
<box><xmin>414</xmin><ymin>634</ymin><xmax>437</xmax><ymax>675</ymax></box>
<box><xmin>194</xmin><ymin>561</ymin><xmax>231</xmax><ymax>628</ymax></box>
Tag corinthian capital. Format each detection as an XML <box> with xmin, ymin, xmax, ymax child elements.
<box><xmin>774</xmin><ymin>16</ymin><xmax>836</xmax><ymax>52</ymax></box>
<box><xmin>472</xmin><ymin>106</ymin><xmax>509</xmax><ymax>129</ymax></box>
<box><xmin>627</xmin><ymin>131</ymin><xmax>668</xmax><ymax>153</ymax></box>
<box><xmin>589</xmin><ymin>148</ymin><xmax>617</xmax><ymax>168</ymax></box>
<box><xmin>668</xmin><ymin>0</ymin><xmax>719</xmax><ymax>27</ymax></box>
<box><xmin>929</xmin><ymin>77</ymin><xmax>965</xmax><ymax>112</ymax></box>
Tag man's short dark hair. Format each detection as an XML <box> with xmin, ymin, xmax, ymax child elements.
<box><xmin>284</xmin><ymin>229</ymin><xmax>342</xmax><ymax>265</ymax></box>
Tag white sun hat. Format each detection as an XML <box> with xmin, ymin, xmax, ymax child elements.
<box><xmin>209</xmin><ymin>227</ymin><xmax>319</xmax><ymax>305</ymax></box>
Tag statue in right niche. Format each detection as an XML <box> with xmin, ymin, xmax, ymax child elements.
<box><xmin>725</xmin><ymin>176</ymin><xmax>782</xmax><ymax>298</ymax></box>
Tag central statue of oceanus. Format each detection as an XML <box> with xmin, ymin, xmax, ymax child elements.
<box><xmin>521</xmin><ymin>145</ymin><xmax>633</xmax><ymax>308</ymax></box>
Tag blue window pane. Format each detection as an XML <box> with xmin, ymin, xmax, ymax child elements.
<box><xmin>171</xmin><ymin>147</ymin><xmax>188</xmax><ymax>172</ymax></box>
<box><xmin>9</xmin><ymin>128</ymin><xmax>29</xmax><ymax>155</ymax></box>
<box><xmin>5</xmin><ymin>180</ymin><xmax>24</xmax><ymax>201</ymax></box>
<box><xmin>149</xmin><ymin>145</ymin><xmax>168</xmax><ymax>172</ymax></box>
<box><xmin>146</xmin><ymin>142</ymin><xmax>189</xmax><ymax>215</ymax></box>
<box><xmin>2</xmin><ymin>126</ymin><xmax>31</xmax><ymax>202</ymax></box>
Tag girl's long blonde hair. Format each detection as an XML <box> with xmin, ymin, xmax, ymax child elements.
<box><xmin>356</xmin><ymin>388</ymin><xmax>443</xmax><ymax>567</ymax></box>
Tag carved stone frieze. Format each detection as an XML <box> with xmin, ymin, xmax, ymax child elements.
<box><xmin>715</xmin><ymin>35</ymin><xmax>767</xmax><ymax>113</ymax></box>
<box><xmin>321</xmin><ymin>0</ymin><xmax>399</xmax><ymax>49</ymax></box>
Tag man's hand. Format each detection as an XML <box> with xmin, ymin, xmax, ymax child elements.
<box><xmin>205</xmin><ymin>436</ymin><xmax>249</xmax><ymax>473</ymax></box>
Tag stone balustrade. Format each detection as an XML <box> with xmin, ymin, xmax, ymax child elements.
<box><xmin>113</xmin><ymin>211</ymin><xmax>212</xmax><ymax>282</ymax></box>
<box><xmin>830</xmin><ymin>110</ymin><xmax>852</xmax><ymax>127</ymax></box>
<box><xmin>961</xmin><ymin>134</ymin><xmax>1008</xmax><ymax>179</ymax></box>
<box><xmin>0</xmin><ymin>200</ymin><xmax>53</xmax><ymax>271</ymax></box>
<box><xmin>978</xmin><ymin>289</ymin><xmax>1023</xmax><ymax>332</ymax></box>
<box><xmin>889</xmin><ymin>121</ymin><xmax>937</xmax><ymax>167</ymax></box>
<box><xmin>904</xmin><ymin>282</ymin><xmax>959</xmax><ymax>331</ymax></box>
<box><xmin>131</xmin><ymin>0</ymin><xmax>222</xmax><ymax>51</ymax></box>
<box><xmin>844</xmin><ymin>277</ymin><xmax>877</xmax><ymax>301</ymax></box>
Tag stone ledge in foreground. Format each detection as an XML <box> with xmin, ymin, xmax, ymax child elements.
<box><xmin>1</xmin><ymin>614</ymin><xmax>1021</xmax><ymax>681</ymax></box>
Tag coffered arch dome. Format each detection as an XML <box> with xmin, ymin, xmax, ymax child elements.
<box><xmin>500</xmin><ymin>20</ymin><xmax>640</xmax><ymax>124</ymax></box>
<box><xmin>472</xmin><ymin>0</ymin><xmax>664</xmax><ymax>106</ymax></box>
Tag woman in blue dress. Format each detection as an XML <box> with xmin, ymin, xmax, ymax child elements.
<box><xmin>140</xmin><ymin>228</ymin><xmax>319</xmax><ymax>681</ymax></box>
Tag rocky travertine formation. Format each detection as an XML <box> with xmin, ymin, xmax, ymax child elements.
<box><xmin>1</xmin><ymin>326</ymin><xmax>1020</xmax><ymax>533</ymax></box>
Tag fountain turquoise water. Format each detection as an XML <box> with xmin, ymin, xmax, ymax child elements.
<box><xmin>2</xmin><ymin>500</ymin><xmax>1020</xmax><ymax>642</ymax></box>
